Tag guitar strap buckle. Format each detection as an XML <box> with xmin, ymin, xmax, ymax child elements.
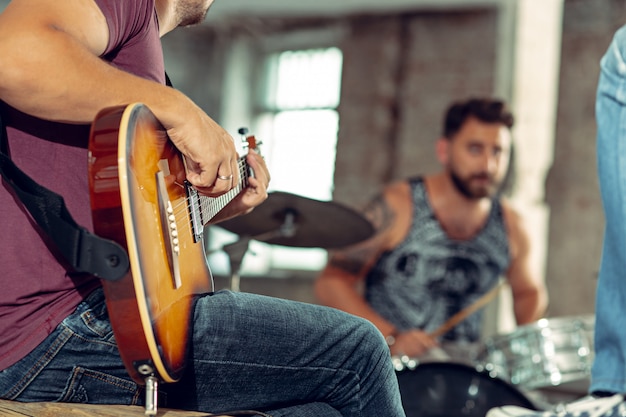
<box><xmin>77</xmin><ymin>229</ymin><xmax>130</xmax><ymax>281</ymax></box>
<box><xmin>0</xmin><ymin>105</ymin><xmax>129</xmax><ymax>282</ymax></box>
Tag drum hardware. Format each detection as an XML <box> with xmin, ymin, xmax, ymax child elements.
<box><xmin>214</xmin><ymin>191</ymin><xmax>375</xmax><ymax>290</ymax></box>
<box><xmin>392</xmin><ymin>355</ymin><xmax>419</xmax><ymax>372</ymax></box>
<box><xmin>217</xmin><ymin>191</ymin><xmax>375</xmax><ymax>249</ymax></box>
<box><xmin>218</xmin><ymin>236</ymin><xmax>252</xmax><ymax>292</ymax></box>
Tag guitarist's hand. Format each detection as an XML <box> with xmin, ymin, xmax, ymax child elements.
<box><xmin>211</xmin><ymin>149</ymin><xmax>270</xmax><ymax>224</ymax></box>
<box><xmin>166</xmin><ymin>105</ymin><xmax>242</xmax><ymax>197</ymax></box>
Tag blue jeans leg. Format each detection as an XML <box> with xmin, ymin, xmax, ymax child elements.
<box><xmin>0</xmin><ymin>288</ymin><xmax>405</xmax><ymax>416</ymax></box>
<box><xmin>165</xmin><ymin>290</ymin><xmax>406</xmax><ymax>416</ymax></box>
<box><xmin>593</xmin><ymin>23</ymin><xmax>626</xmax><ymax>395</ymax></box>
<box><xmin>0</xmin><ymin>288</ymin><xmax>142</xmax><ymax>404</ymax></box>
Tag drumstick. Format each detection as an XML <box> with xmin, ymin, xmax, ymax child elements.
<box><xmin>427</xmin><ymin>279</ymin><xmax>506</xmax><ymax>339</ymax></box>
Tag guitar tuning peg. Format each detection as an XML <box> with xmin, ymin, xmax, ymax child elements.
<box><xmin>238</xmin><ymin>127</ymin><xmax>250</xmax><ymax>149</ymax></box>
<box><xmin>236</xmin><ymin>127</ymin><xmax>261</xmax><ymax>154</ymax></box>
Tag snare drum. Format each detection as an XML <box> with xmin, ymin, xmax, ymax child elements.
<box><xmin>396</xmin><ymin>362</ymin><xmax>538</xmax><ymax>417</ymax></box>
<box><xmin>479</xmin><ymin>315</ymin><xmax>595</xmax><ymax>391</ymax></box>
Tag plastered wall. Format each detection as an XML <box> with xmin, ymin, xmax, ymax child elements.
<box><xmin>162</xmin><ymin>0</ymin><xmax>626</xmax><ymax>326</ymax></box>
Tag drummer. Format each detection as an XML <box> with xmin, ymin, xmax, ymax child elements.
<box><xmin>315</xmin><ymin>97</ymin><xmax>548</xmax><ymax>362</ymax></box>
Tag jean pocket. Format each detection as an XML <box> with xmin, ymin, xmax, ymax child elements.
<box><xmin>79</xmin><ymin>309</ymin><xmax>117</xmax><ymax>341</ymax></box>
<box><xmin>60</xmin><ymin>366</ymin><xmax>142</xmax><ymax>405</ymax></box>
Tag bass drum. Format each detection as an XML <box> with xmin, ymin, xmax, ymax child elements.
<box><xmin>396</xmin><ymin>362</ymin><xmax>538</xmax><ymax>417</ymax></box>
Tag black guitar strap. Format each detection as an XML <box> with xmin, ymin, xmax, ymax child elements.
<box><xmin>0</xmin><ymin>106</ymin><xmax>129</xmax><ymax>281</ymax></box>
<box><xmin>0</xmin><ymin>71</ymin><xmax>178</xmax><ymax>281</ymax></box>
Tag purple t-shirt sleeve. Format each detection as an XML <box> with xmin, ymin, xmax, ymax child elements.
<box><xmin>94</xmin><ymin>0</ymin><xmax>165</xmax><ymax>83</ymax></box>
<box><xmin>0</xmin><ymin>0</ymin><xmax>166</xmax><ymax>371</ymax></box>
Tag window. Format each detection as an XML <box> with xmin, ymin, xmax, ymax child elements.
<box><xmin>207</xmin><ymin>46</ymin><xmax>344</xmax><ymax>278</ymax></box>
<box><xmin>258</xmin><ymin>47</ymin><xmax>343</xmax><ymax>200</ymax></box>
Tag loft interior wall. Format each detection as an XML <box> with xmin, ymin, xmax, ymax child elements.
<box><xmin>160</xmin><ymin>6</ymin><xmax>506</xmax><ymax>304</ymax></box>
<box><xmin>0</xmin><ymin>0</ymin><xmax>616</xmax><ymax>323</ymax></box>
<box><xmin>161</xmin><ymin>0</ymin><xmax>615</xmax><ymax>324</ymax></box>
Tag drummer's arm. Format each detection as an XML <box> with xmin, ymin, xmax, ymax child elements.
<box><xmin>315</xmin><ymin>186</ymin><xmax>401</xmax><ymax>338</ymax></box>
<box><xmin>503</xmin><ymin>203</ymin><xmax>549</xmax><ymax>325</ymax></box>
<box><xmin>315</xmin><ymin>246</ymin><xmax>439</xmax><ymax>357</ymax></box>
<box><xmin>315</xmin><ymin>243</ymin><xmax>397</xmax><ymax>336</ymax></box>
<box><xmin>316</xmin><ymin>185</ymin><xmax>439</xmax><ymax>357</ymax></box>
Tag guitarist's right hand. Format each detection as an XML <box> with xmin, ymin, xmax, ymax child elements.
<box><xmin>163</xmin><ymin>98</ymin><xmax>242</xmax><ymax>197</ymax></box>
<box><xmin>157</xmin><ymin>93</ymin><xmax>270</xmax><ymax>221</ymax></box>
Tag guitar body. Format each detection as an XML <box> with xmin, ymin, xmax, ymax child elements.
<box><xmin>88</xmin><ymin>103</ymin><xmax>213</xmax><ymax>384</ymax></box>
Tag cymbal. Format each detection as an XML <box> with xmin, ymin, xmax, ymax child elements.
<box><xmin>217</xmin><ymin>191</ymin><xmax>374</xmax><ymax>249</ymax></box>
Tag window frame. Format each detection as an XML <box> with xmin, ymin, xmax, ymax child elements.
<box><xmin>205</xmin><ymin>26</ymin><xmax>347</xmax><ymax>280</ymax></box>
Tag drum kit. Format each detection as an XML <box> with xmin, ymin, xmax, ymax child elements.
<box><xmin>394</xmin><ymin>315</ymin><xmax>596</xmax><ymax>416</ymax></box>
<box><xmin>218</xmin><ymin>192</ymin><xmax>595</xmax><ymax>417</ymax></box>
<box><xmin>218</xmin><ymin>191</ymin><xmax>374</xmax><ymax>249</ymax></box>
<box><xmin>215</xmin><ymin>191</ymin><xmax>375</xmax><ymax>290</ymax></box>
<box><xmin>479</xmin><ymin>315</ymin><xmax>595</xmax><ymax>393</ymax></box>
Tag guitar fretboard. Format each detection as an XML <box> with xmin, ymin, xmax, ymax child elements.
<box><xmin>187</xmin><ymin>157</ymin><xmax>250</xmax><ymax>236</ymax></box>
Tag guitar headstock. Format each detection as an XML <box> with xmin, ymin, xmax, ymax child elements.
<box><xmin>238</xmin><ymin>127</ymin><xmax>262</xmax><ymax>154</ymax></box>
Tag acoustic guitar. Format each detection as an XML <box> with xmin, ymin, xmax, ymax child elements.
<box><xmin>88</xmin><ymin>103</ymin><xmax>254</xmax><ymax>397</ymax></box>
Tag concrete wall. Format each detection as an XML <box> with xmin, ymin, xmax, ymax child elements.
<box><xmin>162</xmin><ymin>0</ymin><xmax>626</xmax><ymax>322</ymax></box>
<box><xmin>545</xmin><ymin>0</ymin><xmax>625</xmax><ymax>316</ymax></box>
<box><xmin>335</xmin><ymin>10</ymin><xmax>498</xmax><ymax>205</ymax></box>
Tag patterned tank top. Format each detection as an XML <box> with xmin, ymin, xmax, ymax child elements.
<box><xmin>364</xmin><ymin>177</ymin><xmax>510</xmax><ymax>342</ymax></box>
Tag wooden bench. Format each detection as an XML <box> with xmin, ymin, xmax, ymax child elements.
<box><xmin>0</xmin><ymin>399</ymin><xmax>243</xmax><ymax>416</ymax></box>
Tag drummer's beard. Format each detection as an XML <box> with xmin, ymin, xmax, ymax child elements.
<box><xmin>449</xmin><ymin>169</ymin><xmax>500</xmax><ymax>200</ymax></box>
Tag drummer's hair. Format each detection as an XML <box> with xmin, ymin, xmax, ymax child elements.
<box><xmin>442</xmin><ymin>97</ymin><xmax>514</xmax><ymax>139</ymax></box>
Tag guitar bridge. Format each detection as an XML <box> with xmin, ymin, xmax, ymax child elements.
<box><xmin>156</xmin><ymin>171</ymin><xmax>182</xmax><ymax>289</ymax></box>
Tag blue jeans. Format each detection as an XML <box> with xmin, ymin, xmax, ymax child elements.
<box><xmin>593</xmin><ymin>23</ymin><xmax>626</xmax><ymax>395</ymax></box>
<box><xmin>0</xmin><ymin>288</ymin><xmax>405</xmax><ymax>416</ymax></box>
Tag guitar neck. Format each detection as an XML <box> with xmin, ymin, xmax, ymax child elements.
<box><xmin>200</xmin><ymin>156</ymin><xmax>250</xmax><ymax>223</ymax></box>
<box><xmin>185</xmin><ymin>155</ymin><xmax>251</xmax><ymax>242</ymax></box>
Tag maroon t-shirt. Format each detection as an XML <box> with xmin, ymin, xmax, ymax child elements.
<box><xmin>0</xmin><ymin>0</ymin><xmax>165</xmax><ymax>370</ymax></box>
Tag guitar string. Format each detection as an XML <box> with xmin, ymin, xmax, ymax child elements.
<box><xmin>180</xmin><ymin>156</ymin><xmax>247</xmax><ymax>219</ymax></box>
<box><xmin>198</xmin><ymin>161</ymin><xmax>249</xmax><ymax>221</ymax></box>
<box><xmin>167</xmin><ymin>158</ymin><xmax>249</xmax><ymax>231</ymax></box>
<box><xmin>166</xmin><ymin>156</ymin><xmax>247</xmax><ymax>216</ymax></box>
<box><xmin>168</xmin><ymin>135</ymin><xmax>259</xmax><ymax>222</ymax></box>
<box><xmin>167</xmin><ymin>161</ymin><xmax>247</xmax><ymax>228</ymax></box>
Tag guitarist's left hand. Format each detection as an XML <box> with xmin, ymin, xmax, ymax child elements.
<box><xmin>210</xmin><ymin>149</ymin><xmax>270</xmax><ymax>224</ymax></box>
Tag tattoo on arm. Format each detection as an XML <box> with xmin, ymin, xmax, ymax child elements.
<box><xmin>328</xmin><ymin>194</ymin><xmax>395</xmax><ymax>275</ymax></box>
<box><xmin>363</xmin><ymin>193</ymin><xmax>395</xmax><ymax>233</ymax></box>
<box><xmin>329</xmin><ymin>247</ymin><xmax>374</xmax><ymax>275</ymax></box>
